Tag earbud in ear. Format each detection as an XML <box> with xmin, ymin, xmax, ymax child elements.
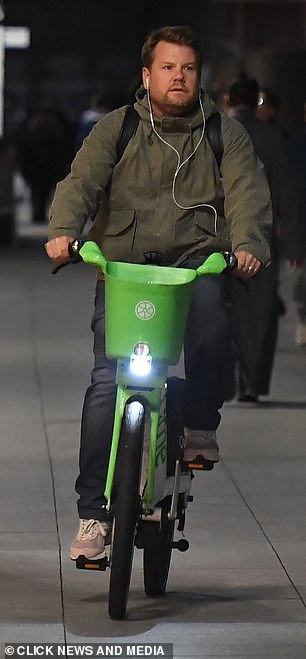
<box><xmin>146</xmin><ymin>78</ymin><xmax>150</xmax><ymax>90</ymax></box>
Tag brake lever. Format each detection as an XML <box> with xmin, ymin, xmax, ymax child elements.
<box><xmin>52</xmin><ymin>261</ymin><xmax>70</xmax><ymax>275</ymax></box>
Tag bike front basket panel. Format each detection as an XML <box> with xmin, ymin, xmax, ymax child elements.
<box><xmin>104</xmin><ymin>261</ymin><xmax>196</xmax><ymax>364</ymax></box>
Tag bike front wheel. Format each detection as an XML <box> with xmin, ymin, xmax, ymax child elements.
<box><xmin>108</xmin><ymin>400</ymin><xmax>145</xmax><ymax>620</ymax></box>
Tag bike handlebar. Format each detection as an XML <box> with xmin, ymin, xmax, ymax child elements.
<box><xmin>51</xmin><ymin>240</ymin><xmax>83</xmax><ymax>274</ymax></box>
<box><xmin>52</xmin><ymin>240</ymin><xmax>238</xmax><ymax>276</ymax></box>
<box><xmin>222</xmin><ymin>251</ymin><xmax>238</xmax><ymax>271</ymax></box>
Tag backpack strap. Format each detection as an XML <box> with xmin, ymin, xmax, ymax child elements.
<box><xmin>116</xmin><ymin>105</ymin><xmax>139</xmax><ymax>162</ymax></box>
<box><xmin>205</xmin><ymin>111</ymin><xmax>223</xmax><ymax>171</ymax></box>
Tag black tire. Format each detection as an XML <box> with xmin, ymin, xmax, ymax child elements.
<box><xmin>142</xmin><ymin>377</ymin><xmax>185</xmax><ymax>597</ymax></box>
<box><xmin>108</xmin><ymin>400</ymin><xmax>145</xmax><ymax>620</ymax></box>
<box><xmin>143</xmin><ymin>499</ymin><xmax>175</xmax><ymax>597</ymax></box>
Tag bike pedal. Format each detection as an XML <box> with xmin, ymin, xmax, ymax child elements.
<box><xmin>183</xmin><ymin>456</ymin><xmax>216</xmax><ymax>471</ymax></box>
<box><xmin>75</xmin><ymin>555</ymin><xmax>108</xmax><ymax>571</ymax></box>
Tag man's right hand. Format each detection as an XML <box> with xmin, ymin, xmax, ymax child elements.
<box><xmin>45</xmin><ymin>236</ymin><xmax>72</xmax><ymax>262</ymax></box>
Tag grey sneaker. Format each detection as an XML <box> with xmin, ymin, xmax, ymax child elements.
<box><xmin>70</xmin><ymin>519</ymin><xmax>112</xmax><ymax>561</ymax></box>
<box><xmin>183</xmin><ymin>428</ymin><xmax>219</xmax><ymax>463</ymax></box>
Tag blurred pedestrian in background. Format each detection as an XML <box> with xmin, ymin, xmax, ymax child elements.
<box><xmin>76</xmin><ymin>91</ymin><xmax>109</xmax><ymax>151</ymax></box>
<box><xmin>14</xmin><ymin>101</ymin><xmax>74</xmax><ymax>224</ymax></box>
<box><xmin>225</xmin><ymin>73</ymin><xmax>302</xmax><ymax>402</ymax></box>
<box><xmin>290</xmin><ymin>102</ymin><xmax>306</xmax><ymax>345</ymax></box>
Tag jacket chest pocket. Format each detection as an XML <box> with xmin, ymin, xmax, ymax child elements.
<box><xmin>102</xmin><ymin>209</ymin><xmax>136</xmax><ymax>259</ymax></box>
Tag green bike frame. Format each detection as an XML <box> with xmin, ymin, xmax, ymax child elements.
<box><xmin>79</xmin><ymin>241</ymin><xmax>227</xmax><ymax>512</ymax></box>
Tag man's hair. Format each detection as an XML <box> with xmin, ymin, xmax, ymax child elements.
<box><xmin>229</xmin><ymin>73</ymin><xmax>259</xmax><ymax>110</ymax></box>
<box><xmin>141</xmin><ymin>25</ymin><xmax>202</xmax><ymax>72</ymax></box>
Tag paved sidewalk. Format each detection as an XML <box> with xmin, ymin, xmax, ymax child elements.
<box><xmin>1</xmin><ymin>241</ymin><xmax>306</xmax><ymax>658</ymax></box>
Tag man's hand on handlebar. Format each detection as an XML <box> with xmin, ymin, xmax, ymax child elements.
<box><xmin>45</xmin><ymin>240</ymin><xmax>261</xmax><ymax>280</ymax></box>
<box><xmin>45</xmin><ymin>236</ymin><xmax>72</xmax><ymax>263</ymax></box>
<box><xmin>234</xmin><ymin>250</ymin><xmax>261</xmax><ymax>279</ymax></box>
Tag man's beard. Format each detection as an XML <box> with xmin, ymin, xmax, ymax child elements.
<box><xmin>151</xmin><ymin>92</ymin><xmax>198</xmax><ymax>117</ymax></box>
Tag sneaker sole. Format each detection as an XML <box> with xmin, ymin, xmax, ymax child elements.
<box><xmin>70</xmin><ymin>550</ymin><xmax>106</xmax><ymax>561</ymax></box>
<box><xmin>183</xmin><ymin>450</ymin><xmax>219</xmax><ymax>462</ymax></box>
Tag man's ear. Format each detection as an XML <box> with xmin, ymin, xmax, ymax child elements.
<box><xmin>142</xmin><ymin>67</ymin><xmax>150</xmax><ymax>90</ymax></box>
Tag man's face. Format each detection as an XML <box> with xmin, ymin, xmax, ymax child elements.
<box><xmin>142</xmin><ymin>40</ymin><xmax>200</xmax><ymax>117</ymax></box>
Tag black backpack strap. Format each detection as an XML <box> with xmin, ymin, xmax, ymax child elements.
<box><xmin>205</xmin><ymin>111</ymin><xmax>223</xmax><ymax>171</ymax></box>
<box><xmin>116</xmin><ymin>105</ymin><xmax>139</xmax><ymax>163</ymax></box>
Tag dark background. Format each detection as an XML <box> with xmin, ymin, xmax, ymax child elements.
<box><xmin>3</xmin><ymin>1</ymin><xmax>306</xmax><ymax>135</ymax></box>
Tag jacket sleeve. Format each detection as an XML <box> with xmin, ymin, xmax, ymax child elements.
<box><xmin>220</xmin><ymin>115</ymin><xmax>272</xmax><ymax>265</ymax></box>
<box><xmin>48</xmin><ymin>108</ymin><xmax>125</xmax><ymax>240</ymax></box>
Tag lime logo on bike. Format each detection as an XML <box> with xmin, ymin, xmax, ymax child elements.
<box><xmin>135</xmin><ymin>300</ymin><xmax>156</xmax><ymax>320</ymax></box>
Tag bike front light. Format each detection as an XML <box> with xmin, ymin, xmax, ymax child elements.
<box><xmin>130</xmin><ymin>343</ymin><xmax>152</xmax><ymax>377</ymax></box>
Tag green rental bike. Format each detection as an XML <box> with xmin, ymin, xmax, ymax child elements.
<box><xmin>61</xmin><ymin>240</ymin><xmax>235</xmax><ymax>620</ymax></box>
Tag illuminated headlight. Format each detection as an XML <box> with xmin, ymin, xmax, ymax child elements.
<box><xmin>130</xmin><ymin>343</ymin><xmax>152</xmax><ymax>376</ymax></box>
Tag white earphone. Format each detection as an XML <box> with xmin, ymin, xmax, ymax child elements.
<box><xmin>146</xmin><ymin>78</ymin><xmax>149</xmax><ymax>90</ymax></box>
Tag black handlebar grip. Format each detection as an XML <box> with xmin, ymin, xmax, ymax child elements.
<box><xmin>223</xmin><ymin>251</ymin><xmax>238</xmax><ymax>271</ymax></box>
<box><xmin>68</xmin><ymin>239</ymin><xmax>84</xmax><ymax>260</ymax></box>
<box><xmin>52</xmin><ymin>239</ymin><xmax>84</xmax><ymax>274</ymax></box>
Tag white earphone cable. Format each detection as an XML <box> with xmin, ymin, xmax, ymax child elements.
<box><xmin>147</xmin><ymin>87</ymin><xmax>218</xmax><ymax>234</ymax></box>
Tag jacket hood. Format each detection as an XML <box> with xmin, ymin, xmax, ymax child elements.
<box><xmin>134</xmin><ymin>86</ymin><xmax>217</xmax><ymax>130</ymax></box>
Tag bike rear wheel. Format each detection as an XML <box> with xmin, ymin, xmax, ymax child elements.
<box><xmin>143</xmin><ymin>377</ymin><xmax>185</xmax><ymax>597</ymax></box>
<box><xmin>108</xmin><ymin>400</ymin><xmax>145</xmax><ymax>620</ymax></box>
<box><xmin>143</xmin><ymin>499</ymin><xmax>175</xmax><ymax>597</ymax></box>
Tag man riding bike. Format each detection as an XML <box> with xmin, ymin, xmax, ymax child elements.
<box><xmin>45</xmin><ymin>25</ymin><xmax>272</xmax><ymax>563</ymax></box>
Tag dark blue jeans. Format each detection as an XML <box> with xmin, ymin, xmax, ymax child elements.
<box><xmin>76</xmin><ymin>263</ymin><xmax>232</xmax><ymax>520</ymax></box>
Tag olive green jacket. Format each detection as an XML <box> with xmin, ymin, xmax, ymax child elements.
<box><xmin>48</xmin><ymin>90</ymin><xmax>272</xmax><ymax>266</ymax></box>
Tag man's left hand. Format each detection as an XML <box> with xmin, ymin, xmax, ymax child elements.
<box><xmin>234</xmin><ymin>250</ymin><xmax>261</xmax><ymax>278</ymax></box>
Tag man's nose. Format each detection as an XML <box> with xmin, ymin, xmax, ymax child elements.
<box><xmin>174</xmin><ymin>70</ymin><xmax>185</xmax><ymax>79</ymax></box>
